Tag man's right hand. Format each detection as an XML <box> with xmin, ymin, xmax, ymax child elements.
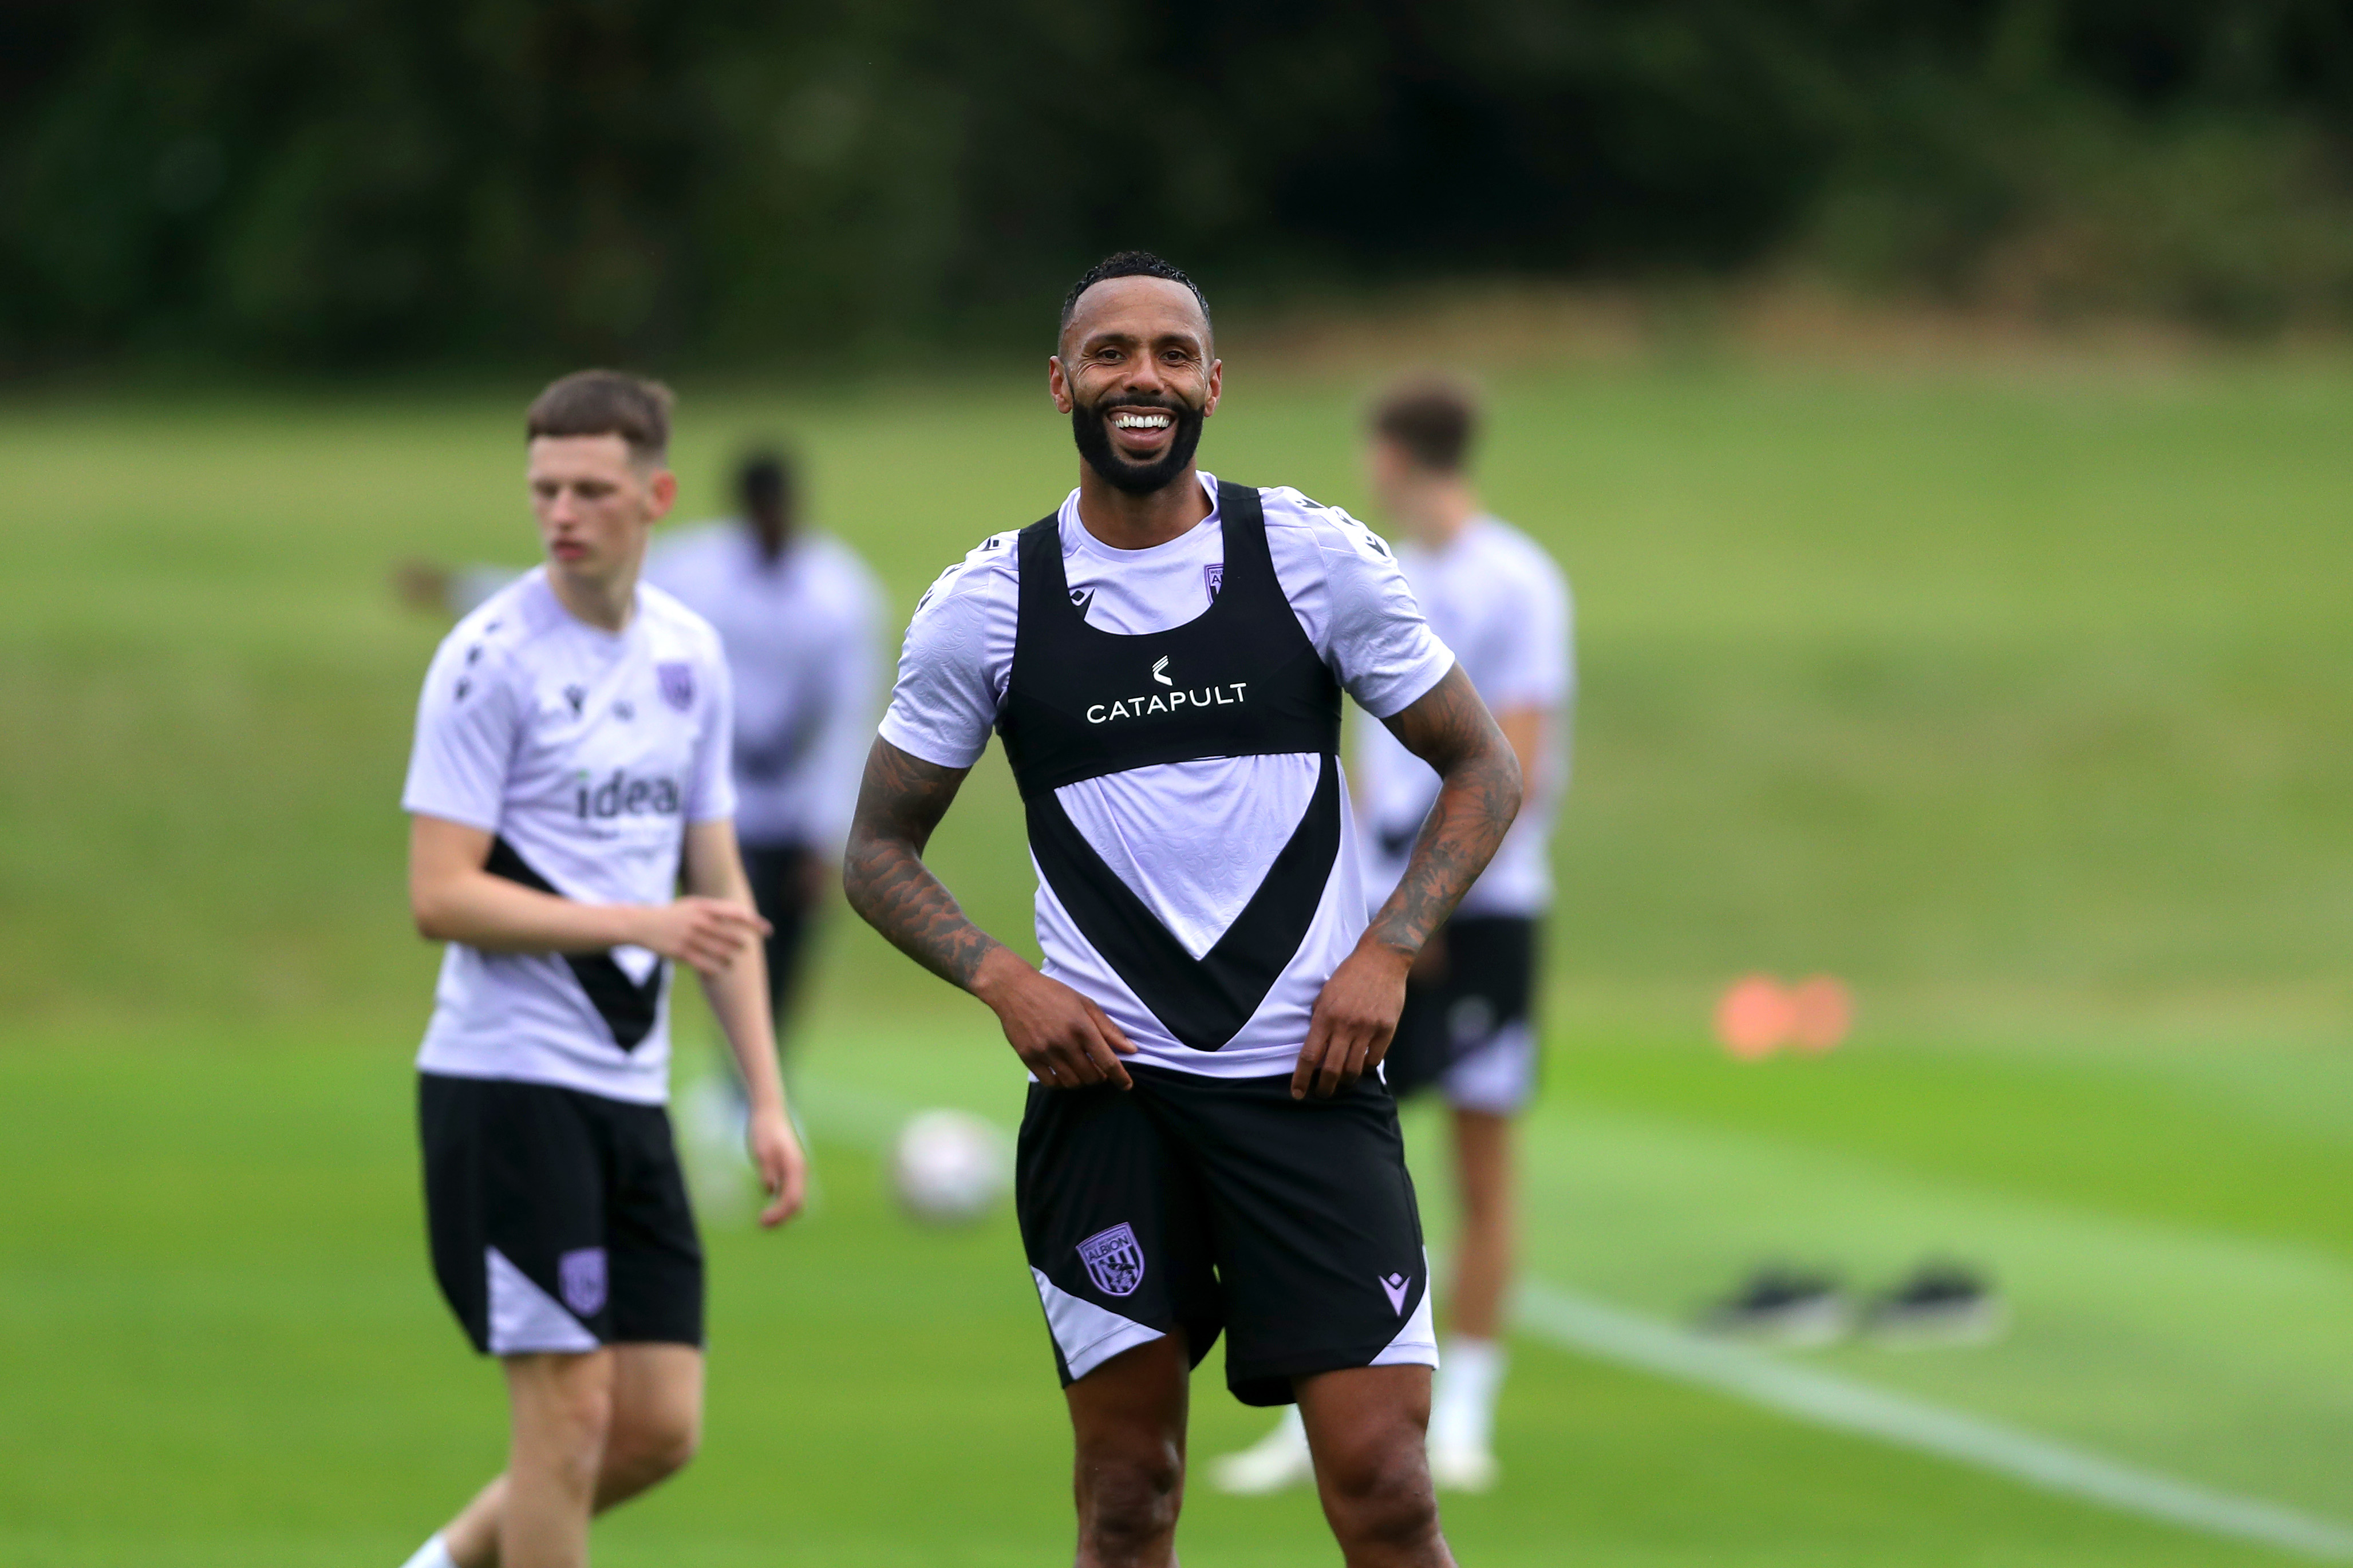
<box><xmin>630</xmin><ymin>897</ymin><xmax>771</xmax><ymax>977</ymax></box>
<box><xmin>972</xmin><ymin>947</ymin><xmax>1136</xmax><ymax>1090</ymax></box>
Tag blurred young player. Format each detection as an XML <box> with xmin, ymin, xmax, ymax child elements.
<box><xmin>396</xmin><ymin>372</ymin><xmax>806</xmax><ymax>1568</ymax></box>
<box><xmin>844</xmin><ymin>253</ymin><xmax>1521</xmax><ymax>1568</ymax></box>
<box><xmin>397</xmin><ymin>451</ymin><xmax>882</xmax><ymax>1121</ymax></box>
<box><xmin>1215</xmin><ymin>374</ymin><xmax>1572</xmax><ymax>1495</ymax></box>
<box><xmin>643</xmin><ymin>449</ymin><xmax>883</xmax><ymax>1065</ymax></box>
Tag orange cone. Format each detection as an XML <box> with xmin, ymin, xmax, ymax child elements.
<box><xmin>1716</xmin><ymin>975</ymin><xmax>1796</xmax><ymax>1060</ymax></box>
<box><xmin>1790</xmin><ymin>976</ymin><xmax>1853</xmax><ymax>1053</ymax></box>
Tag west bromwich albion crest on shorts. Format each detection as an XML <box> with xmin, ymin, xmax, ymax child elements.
<box><xmin>1077</xmin><ymin>1222</ymin><xmax>1145</xmax><ymax>1297</ymax></box>
<box><xmin>559</xmin><ymin>1246</ymin><xmax>609</xmax><ymax>1318</ymax></box>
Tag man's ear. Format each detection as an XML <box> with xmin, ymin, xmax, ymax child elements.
<box><xmin>1048</xmin><ymin>354</ymin><xmax>1075</xmax><ymax>414</ymax></box>
<box><xmin>647</xmin><ymin>468</ymin><xmax>679</xmax><ymax>521</ymax></box>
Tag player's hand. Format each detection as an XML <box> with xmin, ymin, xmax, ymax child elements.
<box><xmin>1293</xmin><ymin>937</ymin><xmax>1412</xmax><ymax>1100</ymax></box>
<box><xmin>972</xmin><ymin>947</ymin><xmax>1136</xmax><ymax>1091</ymax></box>
<box><xmin>632</xmin><ymin>897</ymin><xmax>772</xmax><ymax>977</ymax></box>
<box><xmin>747</xmin><ymin>1105</ymin><xmax>807</xmax><ymax>1228</ymax></box>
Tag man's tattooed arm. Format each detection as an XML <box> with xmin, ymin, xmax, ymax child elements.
<box><xmin>1370</xmin><ymin>662</ymin><xmax>1523</xmax><ymax>957</ymax></box>
<box><xmin>840</xmin><ymin>738</ymin><xmax>1004</xmax><ymax>988</ymax></box>
<box><xmin>842</xmin><ymin>736</ymin><xmax>1139</xmax><ymax>1088</ymax></box>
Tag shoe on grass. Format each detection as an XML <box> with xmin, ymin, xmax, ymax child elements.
<box><xmin>1866</xmin><ymin>1260</ymin><xmax>2006</xmax><ymax>1346</ymax></box>
<box><xmin>1427</xmin><ymin>1443</ymin><xmax>1499</xmax><ymax>1492</ymax></box>
<box><xmin>1209</xmin><ymin>1412</ymin><xmax>1314</xmax><ymax>1495</ymax></box>
<box><xmin>1703</xmin><ymin>1265</ymin><xmax>1853</xmax><ymax>1346</ymax></box>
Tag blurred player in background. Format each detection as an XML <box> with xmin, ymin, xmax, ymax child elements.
<box><xmin>1216</xmin><ymin>374</ymin><xmax>1573</xmax><ymax>1495</ymax></box>
<box><xmin>643</xmin><ymin>451</ymin><xmax>882</xmax><ymax>1152</ymax></box>
<box><xmin>397</xmin><ymin>372</ymin><xmax>806</xmax><ymax>1568</ymax></box>
<box><xmin>400</xmin><ymin>449</ymin><xmax>883</xmax><ymax>1096</ymax></box>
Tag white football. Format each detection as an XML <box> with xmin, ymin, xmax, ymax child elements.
<box><xmin>890</xmin><ymin>1108</ymin><xmax>1011</xmax><ymax>1226</ymax></box>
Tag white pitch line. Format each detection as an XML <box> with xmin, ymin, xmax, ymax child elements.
<box><xmin>1517</xmin><ymin>1281</ymin><xmax>2353</xmax><ymax>1560</ymax></box>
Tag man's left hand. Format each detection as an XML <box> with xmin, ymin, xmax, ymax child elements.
<box><xmin>1292</xmin><ymin>937</ymin><xmax>1413</xmax><ymax>1100</ymax></box>
<box><xmin>748</xmin><ymin>1106</ymin><xmax>808</xmax><ymax>1228</ymax></box>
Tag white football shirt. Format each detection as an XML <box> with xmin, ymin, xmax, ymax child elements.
<box><xmin>881</xmin><ymin>474</ymin><xmax>1455</xmax><ymax>1079</ymax></box>
<box><xmin>643</xmin><ymin>523</ymin><xmax>883</xmax><ymax>856</ymax></box>
<box><xmin>1356</xmin><ymin>515</ymin><xmax>1573</xmax><ymax>919</ymax></box>
<box><xmin>402</xmin><ymin>568</ymin><xmax>737</xmax><ymax>1104</ymax></box>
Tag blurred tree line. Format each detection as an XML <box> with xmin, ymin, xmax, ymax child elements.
<box><xmin>5</xmin><ymin>1</ymin><xmax>2352</xmax><ymax>372</ymax></box>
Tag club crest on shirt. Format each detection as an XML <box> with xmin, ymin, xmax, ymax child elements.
<box><xmin>558</xmin><ymin>1247</ymin><xmax>607</xmax><ymax>1318</ymax></box>
<box><xmin>1077</xmin><ymin>1222</ymin><xmax>1145</xmax><ymax>1297</ymax></box>
<box><xmin>656</xmin><ymin>661</ymin><xmax>694</xmax><ymax>712</ymax></box>
<box><xmin>1203</xmin><ymin>562</ymin><xmax>1224</xmax><ymax>601</ymax></box>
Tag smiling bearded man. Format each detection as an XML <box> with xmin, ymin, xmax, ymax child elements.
<box><xmin>843</xmin><ymin>251</ymin><xmax>1522</xmax><ymax>1568</ymax></box>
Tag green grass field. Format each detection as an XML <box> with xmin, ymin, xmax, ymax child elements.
<box><xmin>1</xmin><ymin>347</ymin><xmax>2348</xmax><ymax>1564</ymax></box>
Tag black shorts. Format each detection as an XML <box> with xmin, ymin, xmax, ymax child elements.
<box><xmin>740</xmin><ymin>841</ymin><xmax>819</xmax><ymax>1029</ymax></box>
<box><xmin>419</xmin><ymin>1073</ymin><xmax>704</xmax><ymax>1356</ymax></box>
<box><xmin>1016</xmin><ymin>1065</ymin><xmax>1435</xmax><ymax>1407</ymax></box>
<box><xmin>1383</xmin><ymin>915</ymin><xmax>1541</xmax><ymax>1114</ymax></box>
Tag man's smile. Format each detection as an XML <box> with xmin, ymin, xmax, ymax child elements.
<box><xmin>1103</xmin><ymin>403</ymin><xmax>1182</xmax><ymax>459</ymax></box>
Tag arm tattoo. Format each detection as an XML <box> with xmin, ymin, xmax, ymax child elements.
<box><xmin>1367</xmin><ymin>664</ymin><xmax>1523</xmax><ymax>955</ymax></box>
<box><xmin>841</xmin><ymin>738</ymin><xmax>1007</xmax><ymax>990</ymax></box>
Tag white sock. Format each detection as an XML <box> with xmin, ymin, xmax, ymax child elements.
<box><xmin>1266</xmin><ymin>1403</ymin><xmax>1308</xmax><ymax>1452</ymax></box>
<box><xmin>1428</xmin><ymin>1334</ymin><xmax>1507</xmax><ymax>1454</ymax></box>
<box><xmin>398</xmin><ymin>1535</ymin><xmax>457</xmax><ymax>1568</ymax></box>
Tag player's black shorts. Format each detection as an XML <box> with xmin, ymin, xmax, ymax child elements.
<box><xmin>1016</xmin><ymin>1064</ymin><xmax>1435</xmax><ymax>1407</ymax></box>
<box><xmin>1383</xmin><ymin>914</ymin><xmax>1541</xmax><ymax>1114</ymax></box>
<box><xmin>419</xmin><ymin>1073</ymin><xmax>704</xmax><ymax>1356</ymax></box>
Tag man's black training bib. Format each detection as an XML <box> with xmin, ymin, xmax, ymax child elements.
<box><xmin>996</xmin><ymin>481</ymin><xmax>1344</xmax><ymax>1052</ymax></box>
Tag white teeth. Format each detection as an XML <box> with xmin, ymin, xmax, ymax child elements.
<box><xmin>1113</xmin><ymin>412</ymin><xmax>1172</xmax><ymax>429</ymax></box>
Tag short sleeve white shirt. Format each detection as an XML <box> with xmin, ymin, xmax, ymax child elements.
<box><xmin>880</xmin><ymin>475</ymin><xmax>1455</xmax><ymax>1078</ymax></box>
<box><xmin>402</xmin><ymin>568</ymin><xmax>736</xmax><ymax>1104</ymax></box>
<box><xmin>1356</xmin><ymin>515</ymin><xmax>1573</xmax><ymax>918</ymax></box>
<box><xmin>644</xmin><ymin>523</ymin><xmax>883</xmax><ymax>856</ymax></box>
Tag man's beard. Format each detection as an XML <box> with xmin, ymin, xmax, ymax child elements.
<box><xmin>1071</xmin><ymin>395</ymin><xmax>1206</xmax><ymax>495</ymax></box>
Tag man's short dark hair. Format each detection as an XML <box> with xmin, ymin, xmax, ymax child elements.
<box><xmin>737</xmin><ymin>448</ymin><xmax>794</xmax><ymax>519</ymax></box>
<box><xmin>526</xmin><ymin>370</ymin><xmax>674</xmax><ymax>464</ymax></box>
<box><xmin>1371</xmin><ymin>374</ymin><xmax>1481</xmax><ymax>474</ymax></box>
<box><xmin>1059</xmin><ymin>250</ymin><xmax>1212</xmax><ymax>343</ymax></box>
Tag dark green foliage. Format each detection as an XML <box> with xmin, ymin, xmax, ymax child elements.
<box><xmin>5</xmin><ymin>1</ymin><xmax>2353</xmax><ymax>370</ymax></box>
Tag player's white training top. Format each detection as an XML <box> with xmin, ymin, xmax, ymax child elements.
<box><xmin>402</xmin><ymin>568</ymin><xmax>736</xmax><ymax>1105</ymax></box>
<box><xmin>1356</xmin><ymin>514</ymin><xmax>1573</xmax><ymax>919</ymax></box>
<box><xmin>643</xmin><ymin>523</ymin><xmax>883</xmax><ymax>856</ymax></box>
<box><xmin>882</xmin><ymin>473</ymin><xmax>1455</xmax><ymax>1079</ymax></box>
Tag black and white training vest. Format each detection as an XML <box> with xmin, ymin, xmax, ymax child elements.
<box><xmin>997</xmin><ymin>481</ymin><xmax>1345</xmax><ymax>1052</ymax></box>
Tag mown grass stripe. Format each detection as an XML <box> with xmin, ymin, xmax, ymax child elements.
<box><xmin>1518</xmin><ymin>1281</ymin><xmax>2353</xmax><ymax>1560</ymax></box>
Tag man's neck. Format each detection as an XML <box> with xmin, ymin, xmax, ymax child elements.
<box><xmin>748</xmin><ymin>515</ymin><xmax>791</xmax><ymax>563</ymax></box>
<box><xmin>546</xmin><ymin>560</ymin><xmax>638</xmax><ymax>633</ymax></box>
<box><xmin>1401</xmin><ymin>480</ymin><xmax>1478</xmax><ymax>551</ymax></box>
<box><xmin>1075</xmin><ymin>464</ymin><xmax>1213</xmax><ymax>551</ymax></box>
